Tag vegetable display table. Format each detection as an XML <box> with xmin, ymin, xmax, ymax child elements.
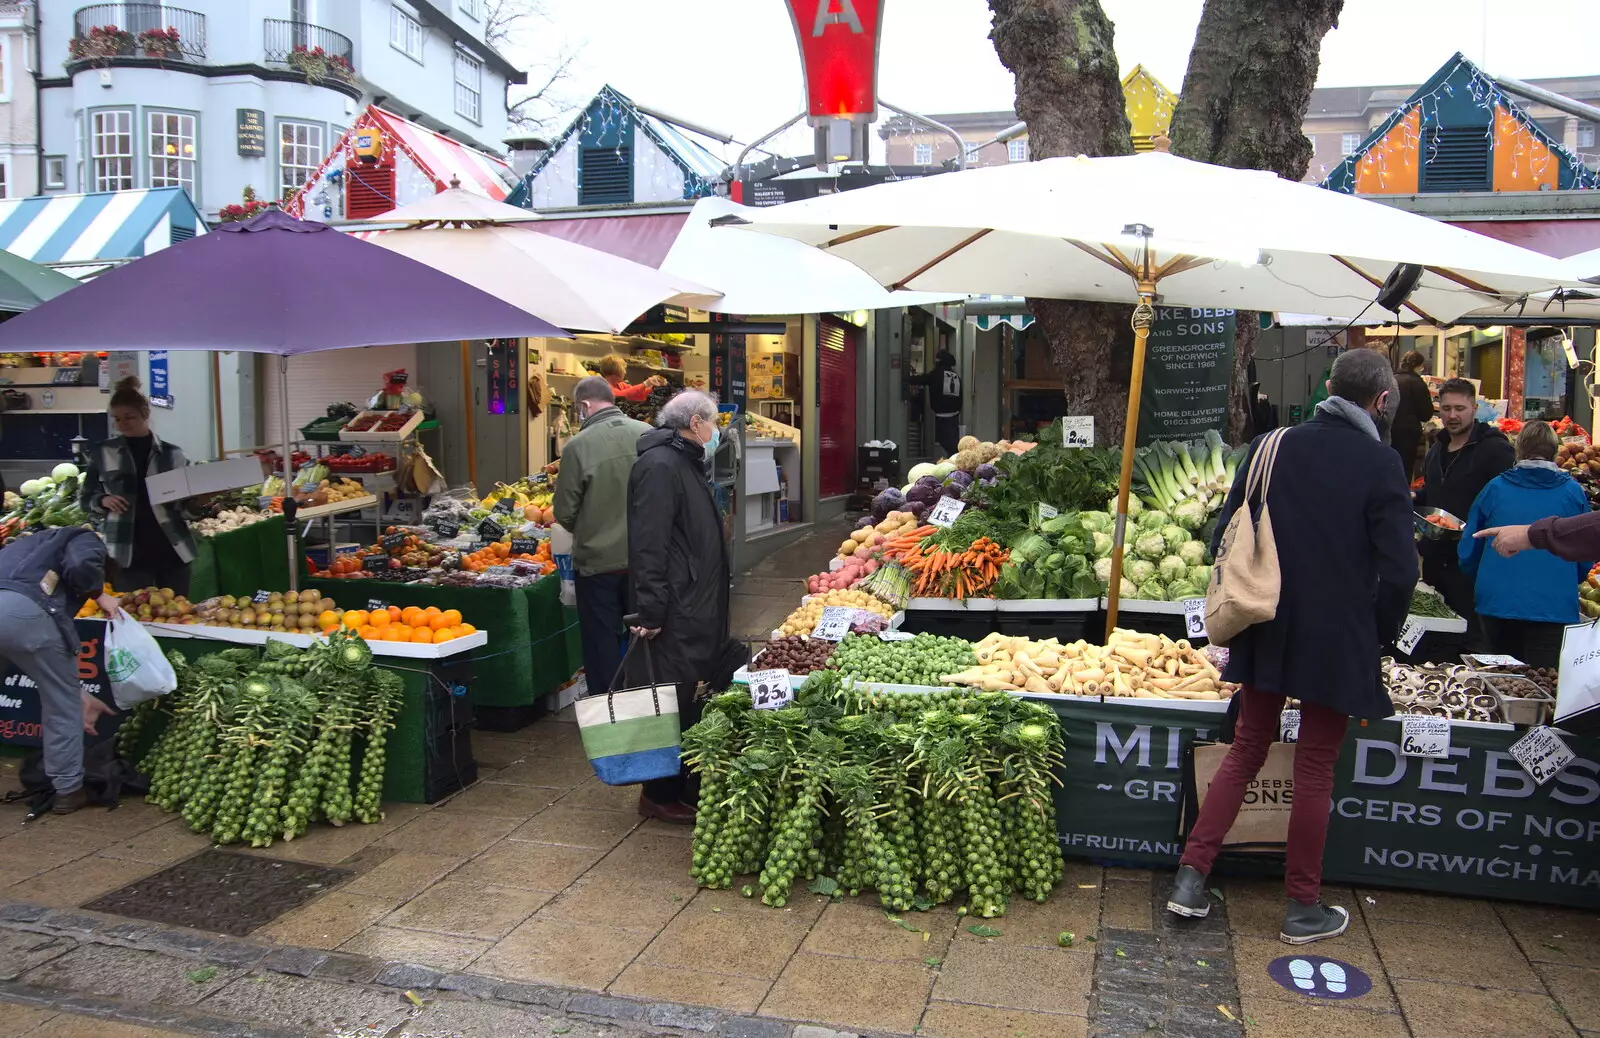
<box><xmin>149</xmin><ymin>624</ymin><xmax>480</xmax><ymax>804</ymax></box>
<box><xmin>993</xmin><ymin>598</ymin><xmax>1104</xmax><ymax>642</ymax></box>
<box><xmin>900</xmin><ymin>597</ymin><xmax>998</xmax><ymax>639</ymax></box>
<box><xmin>188</xmin><ymin>516</ymin><xmax>292</xmax><ymax>602</ymax></box>
<box><xmin>304</xmin><ymin>575</ymin><xmax>579</xmax><ymax>729</ymax></box>
<box><xmin>1040</xmin><ymin>696</ymin><xmax>1599</xmax><ymax>909</ymax></box>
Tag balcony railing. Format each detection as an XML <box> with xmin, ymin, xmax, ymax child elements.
<box><xmin>70</xmin><ymin>4</ymin><xmax>206</xmax><ymax>63</ymax></box>
<box><xmin>264</xmin><ymin>19</ymin><xmax>355</xmax><ymax>85</ymax></box>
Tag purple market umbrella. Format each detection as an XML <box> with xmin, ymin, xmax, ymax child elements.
<box><xmin>0</xmin><ymin>209</ymin><xmax>567</xmax><ymax>587</ymax></box>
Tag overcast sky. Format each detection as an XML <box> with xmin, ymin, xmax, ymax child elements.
<box><xmin>508</xmin><ymin>0</ymin><xmax>1596</xmax><ymax>159</ymax></box>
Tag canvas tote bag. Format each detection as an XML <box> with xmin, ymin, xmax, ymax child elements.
<box><xmin>1184</xmin><ymin>741</ymin><xmax>1295</xmax><ymax>850</ymax></box>
<box><xmin>1205</xmin><ymin>428</ymin><xmax>1288</xmax><ymax>646</ymax></box>
<box><xmin>576</xmin><ymin>634</ymin><xmax>683</xmax><ymax>785</ymax></box>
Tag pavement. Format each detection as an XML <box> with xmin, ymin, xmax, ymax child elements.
<box><xmin>0</xmin><ymin>515</ymin><xmax>1594</xmax><ymax>1038</ymax></box>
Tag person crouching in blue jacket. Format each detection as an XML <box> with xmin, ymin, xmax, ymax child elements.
<box><xmin>1460</xmin><ymin>420</ymin><xmax>1591</xmax><ymax>667</ymax></box>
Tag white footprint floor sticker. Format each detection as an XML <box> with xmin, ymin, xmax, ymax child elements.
<box><xmin>1269</xmin><ymin>955</ymin><xmax>1372</xmax><ymax>1000</ymax></box>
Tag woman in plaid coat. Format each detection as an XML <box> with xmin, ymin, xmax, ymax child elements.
<box><xmin>78</xmin><ymin>377</ymin><xmax>195</xmax><ymax>594</ymax></box>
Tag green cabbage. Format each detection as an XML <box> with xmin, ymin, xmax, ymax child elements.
<box><xmin>1161</xmin><ymin>524</ymin><xmax>1189</xmax><ymax>553</ymax></box>
<box><xmin>1090</xmin><ymin>531</ymin><xmax>1115</xmax><ymax>557</ymax></box>
<box><xmin>1078</xmin><ymin>511</ymin><xmax>1112</xmax><ymax>534</ymax></box>
<box><xmin>1134</xmin><ymin>580</ymin><xmax>1168</xmax><ymax>601</ymax></box>
<box><xmin>1124</xmin><ymin>557</ymin><xmax>1156</xmax><ymax>584</ymax></box>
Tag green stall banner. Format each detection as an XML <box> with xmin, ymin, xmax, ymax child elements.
<box><xmin>1137</xmin><ymin>307</ymin><xmax>1236</xmax><ymax>445</ymax></box>
<box><xmin>189</xmin><ymin>516</ymin><xmax>292</xmax><ymax>602</ymax></box>
<box><xmin>1044</xmin><ymin>699</ymin><xmax>1600</xmax><ymax>908</ymax></box>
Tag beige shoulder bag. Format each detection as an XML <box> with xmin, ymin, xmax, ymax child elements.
<box><xmin>1204</xmin><ymin>428</ymin><xmax>1288</xmax><ymax>647</ymax></box>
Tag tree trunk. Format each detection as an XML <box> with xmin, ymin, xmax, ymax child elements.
<box><xmin>988</xmin><ymin>0</ymin><xmax>1135</xmax><ymax>444</ymax></box>
<box><xmin>1168</xmin><ymin>0</ymin><xmax>1344</xmax><ymax>442</ymax></box>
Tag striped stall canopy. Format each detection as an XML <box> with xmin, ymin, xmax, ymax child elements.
<box><xmin>371</xmin><ymin>108</ymin><xmax>513</xmax><ymax>199</ymax></box>
<box><xmin>0</xmin><ymin>188</ymin><xmax>206</xmax><ymax>268</ymax></box>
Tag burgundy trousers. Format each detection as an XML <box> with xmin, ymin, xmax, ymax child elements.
<box><xmin>1180</xmin><ymin>685</ymin><xmax>1349</xmax><ymax>904</ymax></box>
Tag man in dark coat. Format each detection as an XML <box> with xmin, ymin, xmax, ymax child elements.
<box><xmin>1414</xmin><ymin>378</ymin><xmax>1513</xmax><ymax>629</ymax></box>
<box><xmin>1390</xmin><ymin>350</ymin><xmax>1434</xmax><ymax>481</ymax></box>
<box><xmin>626</xmin><ymin>389</ymin><xmax>734</xmax><ymax>823</ymax></box>
<box><xmin>1166</xmin><ymin>349</ymin><xmax>1417</xmax><ymax>945</ymax></box>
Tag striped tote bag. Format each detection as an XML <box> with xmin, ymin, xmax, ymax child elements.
<box><xmin>576</xmin><ymin>636</ymin><xmax>683</xmax><ymax>785</ymax></box>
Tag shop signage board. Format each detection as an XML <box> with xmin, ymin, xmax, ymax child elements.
<box><xmin>236</xmin><ymin>109</ymin><xmax>266</xmax><ymax>157</ymax></box>
<box><xmin>709</xmin><ymin>312</ymin><xmax>747</xmax><ymax>410</ymax></box>
<box><xmin>1045</xmin><ymin>699</ymin><xmax>1600</xmax><ymax>907</ymax></box>
<box><xmin>0</xmin><ymin>620</ymin><xmax>111</xmax><ymax>746</ymax></box>
<box><xmin>1136</xmin><ymin>308</ymin><xmax>1235</xmax><ymax>444</ymax></box>
<box><xmin>783</xmin><ymin>0</ymin><xmax>884</xmax><ymax>121</ymax></box>
<box><xmin>148</xmin><ymin>350</ymin><xmax>172</xmax><ymax>408</ymax></box>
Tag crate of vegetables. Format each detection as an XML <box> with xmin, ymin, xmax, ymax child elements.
<box><xmin>340</xmin><ymin>410</ymin><xmax>423</xmax><ymax>442</ymax></box>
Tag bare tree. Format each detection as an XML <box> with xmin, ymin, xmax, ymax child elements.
<box><xmin>1168</xmin><ymin>0</ymin><xmax>1344</xmax><ymax>440</ymax></box>
<box><xmin>483</xmin><ymin>0</ymin><xmax>578</xmax><ymax>131</ymax></box>
<box><xmin>988</xmin><ymin>0</ymin><xmax>1136</xmax><ymax>444</ymax></box>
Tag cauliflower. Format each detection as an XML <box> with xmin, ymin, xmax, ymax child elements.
<box><xmin>1176</xmin><ymin>540</ymin><xmax>1207</xmax><ymax>567</ymax></box>
<box><xmin>1093</xmin><ymin>556</ymin><xmax>1114</xmax><ymax>585</ymax></box>
<box><xmin>1161</xmin><ymin>524</ymin><xmax>1190</xmax><ymax>553</ymax></box>
<box><xmin>1135</xmin><ymin>580</ymin><xmax>1168</xmax><ymax>601</ymax></box>
<box><xmin>1134</xmin><ymin>531</ymin><xmax>1167</xmax><ymax>561</ymax></box>
<box><xmin>1172</xmin><ymin>497</ymin><xmax>1209</xmax><ymax>531</ymax></box>
<box><xmin>957</xmin><ymin>435</ymin><xmax>980</xmax><ymax>453</ymax></box>
<box><xmin>1124</xmin><ymin>557</ymin><xmax>1157</xmax><ymax>584</ymax></box>
<box><xmin>1158</xmin><ymin>555</ymin><xmax>1188</xmax><ymax>583</ymax></box>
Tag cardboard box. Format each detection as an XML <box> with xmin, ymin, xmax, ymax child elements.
<box><xmin>749</xmin><ymin>375</ymin><xmax>786</xmax><ymax>399</ymax></box>
<box><xmin>144</xmin><ymin>455</ymin><xmax>269</xmax><ymax>506</ymax></box>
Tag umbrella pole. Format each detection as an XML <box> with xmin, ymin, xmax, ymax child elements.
<box><xmin>280</xmin><ymin>355</ymin><xmax>299</xmax><ymax>593</ymax></box>
<box><xmin>460</xmin><ymin>341</ymin><xmax>478</xmax><ymax>489</ymax></box>
<box><xmin>212</xmin><ymin>352</ymin><xmax>225</xmax><ymax>459</ymax></box>
<box><xmin>1104</xmin><ymin>281</ymin><xmax>1158</xmax><ymax>640</ymax></box>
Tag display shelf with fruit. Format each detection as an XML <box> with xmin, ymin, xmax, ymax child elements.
<box><xmin>339</xmin><ymin>409</ymin><xmax>424</xmax><ymax>442</ymax></box>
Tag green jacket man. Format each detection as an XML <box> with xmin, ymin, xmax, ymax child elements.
<box><xmin>553</xmin><ymin>377</ymin><xmax>651</xmax><ymax>694</ymax></box>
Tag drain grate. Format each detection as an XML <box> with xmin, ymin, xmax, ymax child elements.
<box><xmin>84</xmin><ymin>849</ymin><xmax>351</xmax><ymax>936</ymax></box>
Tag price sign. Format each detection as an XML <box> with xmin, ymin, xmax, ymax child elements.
<box><xmin>363</xmin><ymin>554</ymin><xmax>388</xmax><ymax>573</ymax></box>
<box><xmin>811</xmin><ymin>606</ymin><xmax>856</xmax><ymax>642</ymax></box>
<box><xmin>484</xmin><ymin>565</ymin><xmax>515</xmax><ymax>577</ymax></box>
<box><xmin>1037</xmin><ymin>503</ymin><xmax>1059</xmax><ymax>522</ymax></box>
<box><xmin>1401</xmin><ymin>716</ymin><xmax>1451</xmax><ymax>758</ymax></box>
<box><xmin>431</xmin><ymin>520</ymin><xmax>461</xmax><ymax>540</ymax></box>
<box><xmin>927</xmin><ymin>497</ymin><xmax>966</xmax><ymax>528</ymax></box>
<box><xmin>1463</xmin><ymin>653</ymin><xmax>1525</xmax><ymax>669</ymax></box>
<box><xmin>366</xmin><ymin>598</ymin><xmax>389</xmax><ymax>613</ymax></box>
<box><xmin>1062</xmin><ymin>415</ymin><xmax>1094</xmax><ymax>449</ymax></box>
<box><xmin>747</xmin><ymin>668</ymin><xmax>793</xmax><ymax>710</ymax></box>
<box><xmin>878</xmin><ymin>630</ymin><xmax>915</xmax><ymax>642</ymax></box>
<box><xmin>1396</xmin><ymin>617</ymin><xmax>1426</xmax><ymax>656</ymax></box>
<box><xmin>493</xmin><ymin>497</ymin><xmax>519</xmax><ymax>515</ymax></box>
<box><xmin>347</xmin><ymin>444</ymin><xmax>367</xmax><ymax>458</ymax></box>
<box><xmin>1280</xmin><ymin>709</ymin><xmax>1300</xmax><ymax>744</ymax></box>
<box><xmin>477</xmin><ymin>516</ymin><xmax>506</xmax><ymax>541</ymax></box>
<box><xmin>511</xmin><ymin>538</ymin><xmax>539</xmax><ymax>556</ymax></box>
<box><xmin>1182</xmin><ymin>598</ymin><xmax>1207</xmax><ymax>640</ymax></box>
<box><xmin>380</xmin><ymin>533</ymin><xmax>406</xmax><ymax>552</ymax></box>
<box><xmin>1509</xmin><ymin>726</ymin><xmax>1575</xmax><ymax>786</ymax></box>
<box><xmin>252</xmin><ymin>590</ymin><xmax>271</xmax><ymax>604</ymax></box>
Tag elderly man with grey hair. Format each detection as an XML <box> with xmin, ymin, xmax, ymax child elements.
<box><xmin>554</xmin><ymin>376</ymin><xmax>651</xmax><ymax>700</ymax></box>
<box><xmin>623</xmin><ymin>389</ymin><xmax>740</xmax><ymax>823</ymax></box>
<box><xmin>1165</xmin><ymin>347</ymin><xmax>1416</xmax><ymax>945</ymax></box>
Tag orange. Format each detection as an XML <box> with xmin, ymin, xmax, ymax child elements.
<box><xmin>434</xmin><ymin>627</ymin><xmax>458</xmax><ymax>642</ymax></box>
<box><xmin>401</xmin><ymin>606</ymin><xmax>423</xmax><ymax>627</ymax></box>
<box><xmin>359</xmin><ymin>626</ymin><xmax>379</xmax><ymax>640</ymax></box>
<box><xmin>321</xmin><ymin>623</ymin><xmax>339</xmax><ymax>634</ymax></box>
<box><xmin>384</xmin><ymin>627</ymin><xmax>410</xmax><ymax>642</ymax></box>
<box><xmin>428</xmin><ymin>613</ymin><xmax>451</xmax><ymax>630</ymax></box>
<box><xmin>441</xmin><ymin>609</ymin><xmax>462</xmax><ymax>627</ymax></box>
<box><xmin>410</xmin><ymin>627</ymin><xmax>435</xmax><ymax>644</ymax></box>
<box><xmin>342</xmin><ymin>610</ymin><xmax>366</xmax><ymax>630</ymax></box>
<box><xmin>387</xmin><ymin>605</ymin><xmax>402</xmax><ymax>622</ymax></box>
<box><xmin>493</xmin><ymin>542</ymin><xmax>510</xmax><ymax>557</ymax></box>
<box><xmin>457</xmin><ymin>623</ymin><xmax>476</xmax><ymax>636</ymax></box>
<box><xmin>423</xmin><ymin>605</ymin><xmax>441</xmax><ymax>618</ymax></box>
<box><xmin>317</xmin><ymin>609</ymin><xmax>339</xmax><ymax>628</ymax></box>
<box><xmin>369</xmin><ymin>611</ymin><xmax>390</xmax><ymax>629</ymax></box>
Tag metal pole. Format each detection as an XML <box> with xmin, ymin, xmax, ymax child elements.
<box><xmin>734</xmin><ymin>112</ymin><xmax>807</xmax><ymax>187</ymax></box>
<box><xmin>460</xmin><ymin>340</ymin><xmax>478</xmax><ymax>489</ymax></box>
<box><xmin>1104</xmin><ymin>280</ymin><xmax>1158</xmax><ymax>640</ymax></box>
<box><xmin>1489</xmin><ymin>74</ymin><xmax>1600</xmax><ymax>124</ymax></box>
<box><xmin>211</xmin><ymin>351</ymin><xmax>225</xmax><ymax>459</ymax></box>
<box><xmin>279</xmin><ymin>354</ymin><xmax>298</xmax><ymax>592</ymax></box>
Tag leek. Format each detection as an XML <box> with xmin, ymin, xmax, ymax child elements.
<box><xmin>1204</xmin><ymin>429</ymin><xmax>1227</xmax><ymax>483</ymax></box>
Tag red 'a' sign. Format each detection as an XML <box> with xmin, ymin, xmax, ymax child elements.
<box><xmin>783</xmin><ymin>0</ymin><xmax>885</xmax><ymax>122</ymax></box>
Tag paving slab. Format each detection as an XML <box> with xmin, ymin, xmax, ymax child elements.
<box><xmin>338</xmin><ymin>925</ymin><xmax>493</xmax><ymax>973</ymax></box>
<box><xmin>397</xmin><ymin>998</ymin><xmax>623</xmax><ymax>1037</ymax></box>
<box><xmin>0</xmin><ymin>930</ymin><xmax>76</xmax><ymax>981</ymax></box>
<box><xmin>20</xmin><ymin>943</ymin><xmax>244</xmax><ymax>1007</ymax></box>
<box><xmin>609</xmin><ymin>961</ymin><xmax>772</xmax><ymax>1015</ymax></box>
<box><xmin>760</xmin><ymin>952</ymin><xmax>934</xmax><ymax>1035</ymax></box>
<box><xmin>1393</xmin><ymin>977</ymin><xmax>1578</xmax><ymax>1038</ymax></box>
<box><xmin>194</xmin><ymin>970</ymin><xmax>413</xmax><ymax>1035</ymax></box>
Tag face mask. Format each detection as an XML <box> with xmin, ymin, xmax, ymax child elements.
<box><xmin>703</xmin><ymin>425</ymin><xmax>720</xmax><ymax>460</ymax></box>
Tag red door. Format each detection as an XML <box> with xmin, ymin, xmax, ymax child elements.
<box><xmin>818</xmin><ymin>316</ymin><xmax>857</xmax><ymax>497</ymax></box>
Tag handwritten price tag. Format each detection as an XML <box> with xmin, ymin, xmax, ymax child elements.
<box><xmin>1401</xmin><ymin>716</ymin><xmax>1451</xmax><ymax>758</ymax></box>
<box><xmin>927</xmin><ymin>497</ymin><xmax>966</xmax><ymax>528</ymax></box>
<box><xmin>747</xmin><ymin>668</ymin><xmax>793</xmax><ymax>710</ymax></box>
<box><xmin>1182</xmin><ymin>598</ymin><xmax>1207</xmax><ymax>640</ymax></box>
<box><xmin>1464</xmin><ymin>653</ymin><xmax>1525</xmax><ymax>669</ymax></box>
<box><xmin>493</xmin><ymin>497</ymin><xmax>519</xmax><ymax>515</ymax></box>
<box><xmin>431</xmin><ymin>519</ymin><xmax>462</xmax><ymax>540</ymax></box>
<box><xmin>252</xmin><ymin>589</ymin><xmax>271</xmax><ymax>604</ymax></box>
<box><xmin>1062</xmin><ymin>415</ymin><xmax>1094</xmax><ymax>448</ymax></box>
<box><xmin>366</xmin><ymin>598</ymin><xmax>389</xmax><ymax>613</ymax></box>
<box><xmin>1396</xmin><ymin>617</ymin><xmax>1426</xmax><ymax>656</ymax></box>
<box><xmin>1509</xmin><ymin>726</ymin><xmax>1575</xmax><ymax>785</ymax></box>
<box><xmin>1279</xmin><ymin>709</ymin><xmax>1300</xmax><ymax>744</ymax></box>
<box><xmin>878</xmin><ymin>630</ymin><xmax>915</xmax><ymax>642</ymax></box>
<box><xmin>1037</xmin><ymin>503</ymin><xmax>1059</xmax><ymax>522</ymax></box>
<box><xmin>477</xmin><ymin>516</ymin><xmax>506</xmax><ymax>541</ymax></box>
<box><xmin>811</xmin><ymin>606</ymin><xmax>855</xmax><ymax>642</ymax></box>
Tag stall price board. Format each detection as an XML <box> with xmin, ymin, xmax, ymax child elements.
<box><xmin>1510</xmin><ymin>726</ymin><xmax>1575</xmax><ymax>786</ymax></box>
<box><xmin>367</xmin><ymin>598</ymin><xmax>390</xmax><ymax>613</ymax></box>
<box><xmin>363</xmin><ymin>555</ymin><xmax>389</xmax><ymax>573</ymax></box>
<box><xmin>380</xmin><ymin>533</ymin><xmax>406</xmax><ymax>552</ymax></box>
<box><xmin>511</xmin><ymin>538</ymin><xmax>539</xmax><ymax>557</ymax></box>
<box><xmin>431</xmin><ymin>520</ymin><xmax>461</xmax><ymax>540</ymax></box>
<box><xmin>747</xmin><ymin>668</ymin><xmax>793</xmax><ymax>710</ymax></box>
<box><xmin>927</xmin><ymin>498</ymin><xmax>966</xmax><ymax>529</ymax></box>
<box><xmin>252</xmin><ymin>590</ymin><xmax>272</xmax><ymax>604</ymax></box>
<box><xmin>879</xmin><ymin>630</ymin><xmax>915</xmax><ymax>642</ymax></box>
<box><xmin>810</xmin><ymin>607</ymin><xmax>855</xmax><ymax>642</ymax></box>
<box><xmin>494</xmin><ymin>498</ymin><xmax>519</xmax><ymax>516</ymax></box>
<box><xmin>1037</xmin><ymin>503</ymin><xmax>1059</xmax><ymax>522</ymax></box>
<box><xmin>1401</xmin><ymin>716</ymin><xmax>1451</xmax><ymax>759</ymax></box>
<box><xmin>477</xmin><ymin>517</ymin><xmax>506</xmax><ymax>541</ymax></box>
<box><xmin>1062</xmin><ymin>416</ymin><xmax>1094</xmax><ymax>449</ymax></box>
<box><xmin>1182</xmin><ymin>598</ymin><xmax>1207</xmax><ymax>641</ymax></box>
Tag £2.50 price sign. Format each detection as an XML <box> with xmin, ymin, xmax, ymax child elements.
<box><xmin>746</xmin><ymin>668</ymin><xmax>793</xmax><ymax>710</ymax></box>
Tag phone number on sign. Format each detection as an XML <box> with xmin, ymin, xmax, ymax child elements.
<box><xmin>0</xmin><ymin>719</ymin><xmax>42</xmax><ymax>740</ymax></box>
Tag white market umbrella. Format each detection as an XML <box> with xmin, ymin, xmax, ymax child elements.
<box><xmin>662</xmin><ymin>197</ymin><xmax>962</xmax><ymax>314</ymax></box>
<box><xmin>719</xmin><ymin>148</ymin><xmax>1591</xmax><ymax>633</ymax></box>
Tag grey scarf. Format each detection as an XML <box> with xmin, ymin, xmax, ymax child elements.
<box><xmin>1314</xmin><ymin>395</ymin><xmax>1380</xmax><ymax>441</ymax></box>
<box><xmin>1516</xmin><ymin>459</ymin><xmax>1562</xmax><ymax>473</ymax></box>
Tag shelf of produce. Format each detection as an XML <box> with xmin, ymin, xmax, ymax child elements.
<box><xmin>291</xmin><ymin>495</ymin><xmax>379</xmax><ymax>520</ymax></box>
<box><xmin>145</xmin><ymin>622</ymin><xmax>486</xmax><ymax>659</ymax></box>
<box><xmin>769</xmin><ymin>610</ymin><xmax>905</xmax><ymax>641</ymax></box>
<box><xmin>906</xmin><ymin>597</ymin><xmax>998</xmax><ymax>612</ymax></box>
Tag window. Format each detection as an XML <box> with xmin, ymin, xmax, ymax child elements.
<box><xmin>1580</xmin><ymin>122</ymin><xmax>1597</xmax><ymax>149</ymax></box>
<box><xmin>91</xmin><ymin>110</ymin><xmax>134</xmax><ymax>191</ymax></box>
<box><xmin>278</xmin><ymin>120</ymin><xmax>323</xmax><ymax>200</ymax></box>
<box><xmin>1007</xmin><ymin>138</ymin><xmax>1029</xmax><ymax>162</ymax></box>
<box><xmin>1340</xmin><ymin>132</ymin><xmax>1362</xmax><ymax>155</ymax></box>
<box><xmin>147</xmin><ymin>111</ymin><xmax>197</xmax><ymax>197</ymax></box>
<box><xmin>964</xmin><ymin>141</ymin><xmax>980</xmax><ymax>163</ymax></box>
<box><xmin>912</xmin><ymin>142</ymin><xmax>932</xmax><ymax>165</ymax></box>
<box><xmin>0</xmin><ymin>163</ymin><xmax>8</xmax><ymax>200</ymax></box>
<box><xmin>44</xmin><ymin>156</ymin><xmax>65</xmax><ymax>190</ymax></box>
<box><xmin>459</xmin><ymin>0</ymin><xmax>482</xmax><ymax>17</ymax></box>
<box><xmin>454</xmin><ymin>48</ymin><xmax>482</xmax><ymax>123</ymax></box>
<box><xmin>390</xmin><ymin>5</ymin><xmax>424</xmax><ymax>61</ymax></box>
<box><xmin>74</xmin><ymin>113</ymin><xmax>83</xmax><ymax>191</ymax></box>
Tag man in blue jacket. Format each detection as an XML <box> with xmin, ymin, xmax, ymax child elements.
<box><xmin>1459</xmin><ymin>420</ymin><xmax>1590</xmax><ymax>667</ymax></box>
